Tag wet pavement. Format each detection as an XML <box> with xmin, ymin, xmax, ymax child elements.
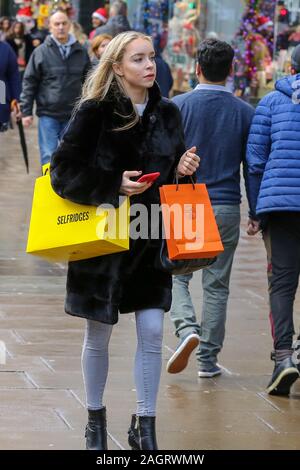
<box><xmin>0</xmin><ymin>123</ymin><xmax>299</xmax><ymax>450</ymax></box>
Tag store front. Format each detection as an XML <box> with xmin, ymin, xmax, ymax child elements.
<box><xmin>160</xmin><ymin>0</ymin><xmax>298</xmax><ymax>97</ymax></box>
<box><xmin>127</xmin><ymin>0</ymin><xmax>248</xmax><ymax>93</ymax></box>
<box><xmin>1</xmin><ymin>1</ymin><xmax>102</xmax><ymax>30</ymax></box>
<box><xmin>205</xmin><ymin>0</ymin><xmax>245</xmax><ymax>42</ymax></box>
<box><xmin>3</xmin><ymin>0</ymin><xmax>300</xmax><ymax>99</ymax></box>
<box><xmin>161</xmin><ymin>0</ymin><xmax>245</xmax><ymax>93</ymax></box>
<box><xmin>164</xmin><ymin>0</ymin><xmax>200</xmax><ymax>92</ymax></box>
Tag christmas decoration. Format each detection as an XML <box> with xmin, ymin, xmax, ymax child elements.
<box><xmin>92</xmin><ymin>8</ymin><xmax>108</xmax><ymax>24</ymax></box>
<box><xmin>16</xmin><ymin>4</ymin><xmax>35</xmax><ymax>32</ymax></box>
<box><xmin>234</xmin><ymin>0</ymin><xmax>276</xmax><ymax>96</ymax></box>
<box><xmin>13</xmin><ymin>1</ymin><xmax>74</xmax><ymax>30</ymax></box>
<box><xmin>132</xmin><ymin>0</ymin><xmax>169</xmax><ymax>47</ymax></box>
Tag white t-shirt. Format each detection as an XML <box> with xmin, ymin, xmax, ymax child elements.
<box><xmin>135</xmin><ymin>102</ymin><xmax>147</xmax><ymax>116</ymax></box>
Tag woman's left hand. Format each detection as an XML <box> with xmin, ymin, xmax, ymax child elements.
<box><xmin>177</xmin><ymin>146</ymin><xmax>200</xmax><ymax>177</ymax></box>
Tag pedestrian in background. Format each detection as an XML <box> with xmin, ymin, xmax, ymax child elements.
<box><xmin>0</xmin><ymin>41</ymin><xmax>21</xmax><ymax>132</ymax></box>
<box><xmin>20</xmin><ymin>10</ymin><xmax>90</xmax><ymax>167</ymax></box>
<box><xmin>70</xmin><ymin>21</ymin><xmax>90</xmax><ymax>51</ymax></box>
<box><xmin>167</xmin><ymin>39</ymin><xmax>254</xmax><ymax>378</ymax></box>
<box><xmin>153</xmin><ymin>36</ymin><xmax>173</xmax><ymax>98</ymax></box>
<box><xmin>6</xmin><ymin>21</ymin><xmax>33</xmax><ymax>80</ymax></box>
<box><xmin>94</xmin><ymin>0</ymin><xmax>131</xmax><ymax>38</ymax></box>
<box><xmin>246</xmin><ymin>44</ymin><xmax>300</xmax><ymax>396</ymax></box>
<box><xmin>90</xmin><ymin>33</ymin><xmax>112</xmax><ymax>66</ymax></box>
<box><xmin>89</xmin><ymin>7</ymin><xmax>108</xmax><ymax>40</ymax></box>
<box><xmin>0</xmin><ymin>16</ymin><xmax>12</xmax><ymax>41</ymax></box>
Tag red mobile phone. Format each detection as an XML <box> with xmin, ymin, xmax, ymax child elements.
<box><xmin>137</xmin><ymin>172</ymin><xmax>160</xmax><ymax>183</ymax></box>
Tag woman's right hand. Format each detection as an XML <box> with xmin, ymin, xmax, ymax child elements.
<box><xmin>120</xmin><ymin>171</ymin><xmax>152</xmax><ymax>196</ymax></box>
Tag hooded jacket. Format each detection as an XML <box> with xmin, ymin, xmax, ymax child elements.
<box><xmin>246</xmin><ymin>74</ymin><xmax>300</xmax><ymax>216</ymax></box>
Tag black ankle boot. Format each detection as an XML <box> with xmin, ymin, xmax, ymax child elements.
<box><xmin>128</xmin><ymin>415</ymin><xmax>158</xmax><ymax>450</ymax></box>
<box><xmin>85</xmin><ymin>407</ymin><xmax>107</xmax><ymax>450</ymax></box>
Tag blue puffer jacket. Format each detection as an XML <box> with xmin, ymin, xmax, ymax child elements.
<box><xmin>246</xmin><ymin>74</ymin><xmax>300</xmax><ymax>216</ymax></box>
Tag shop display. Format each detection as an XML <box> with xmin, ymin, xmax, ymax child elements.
<box><xmin>165</xmin><ymin>0</ymin><xmax>200</xmax><ymax>93</ymax></box>
<box><xmin>13</xmin><ymin>0</ymin><xmax>74</xmax><ymax>30</ymax></box>
<box><xmin>132</xmin><ymin>0</ymin><xmax>168</xmax><ymax>41</ymax></box>
<box><xmin>234</xmin><ymin>0</ymin><xmax>276</xmax><ymax>98</ymax></box>
<box><xmin>12</xmin><ymin>0</ymin><xmax>298</xmax><ymax>99</ymax></box>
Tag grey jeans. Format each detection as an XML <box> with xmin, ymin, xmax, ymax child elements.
<box><xmin>81</xmin><ymin>308</ymin><xmax>164</xmax><ymax>416</ymax></box>
<box><xmin>170</xmin><ymin>205</ymin><xmax>240</xmax><ymax>369</ymax></box>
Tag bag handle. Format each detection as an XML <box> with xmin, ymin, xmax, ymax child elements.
<box><xmin>42</xmin><ymin>163</ymin><xmax>50</xmax><ymax>176</ymax></box>
<box><xmin>174</xmin><ymin>167</ymin><xmax>196</xmax><ymax>191</ymax></box>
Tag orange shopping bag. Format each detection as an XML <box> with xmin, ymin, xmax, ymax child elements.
<box><xmin>159</xmin><ymin>181</ymin><xmax>224</xmax><ymax>260</ymax></box>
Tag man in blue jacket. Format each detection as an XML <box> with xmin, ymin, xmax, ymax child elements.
<box><xmin>167</xmin><ymin>39</ymin><xmax>254</xmax><ymax>378</ymax></box>
<box><xmin>246</xmin><ymin>45</ymin><xmax>300</xmax><ymax>396</ymax></box>
<box><xmin>0</xmin><ymin>41</ymin><xmax>21</xmax><ymax>132</ymax></box>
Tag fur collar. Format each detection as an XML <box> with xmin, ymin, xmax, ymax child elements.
<box><xmin>103</xmin><ymin>81</ymin><xmax>162</xmax><ymax>130</ymax></box>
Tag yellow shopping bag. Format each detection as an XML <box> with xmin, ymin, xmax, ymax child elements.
<box><xmin>26</xmin><ymin>166</ymin><xmax>129</xmax><ymax>262</ymax></box>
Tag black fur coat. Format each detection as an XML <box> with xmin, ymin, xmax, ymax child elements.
<box><xmin>50</xmin><ymin>83</ymin><xmax>186</xmax><ymax>324</ymax></box>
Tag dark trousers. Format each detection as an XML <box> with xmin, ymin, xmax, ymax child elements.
<box><xmin>263</xmin><ymin>212</ymin><xmax>300</xmax><ymax>350</ymax></box>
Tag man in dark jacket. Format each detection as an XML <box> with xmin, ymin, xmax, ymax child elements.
<box><xmin>0</xmin><ymin>41</ymin><xmax>21</xmax><ymax>132</ymax></box>
<box><xmin>246</xmin><ymin>45</ymin><xmax>300</xmax><ymax>396</ymax></box>
<box><xmin>94</xmin><ymin>0</ymin><xmax>131</xmax><ymax>38</ymax></box>
<box><xmin>20</xmin><ymin>10</ymin><xmax>90</xmax><ymax>166</ymax></box>
<box><xmin>153</xmin><ymin>38</ymin><xmax>173</xmax><ymax>98</ymax></box>
<box><xmin>166</xmin><ymin>39</ymin><xmax>254</xmax><ymax>378</ymax></box>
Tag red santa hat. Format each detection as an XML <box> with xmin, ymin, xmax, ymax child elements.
<box><xmin>92</xmin><ymin>8</ymin><xmax>108</xmax><ymax>23</ymax></box>
<box><xmin>257</xmin><ymin>16</ymin><xmax>273</xmax><ymax>31</ymax></box>
<box><xmin>16</xmin><ymin>6</ymin><xmax>32</xmax><ymax>18</ymax></box>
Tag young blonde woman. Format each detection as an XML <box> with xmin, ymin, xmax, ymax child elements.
<box><xmin>50</xmin><ymin>31</ymin><xmax>199</xmax><ymax>450</ymax></box>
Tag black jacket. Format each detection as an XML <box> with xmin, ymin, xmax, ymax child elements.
<box><xmin>50</xmin><ymin>83</ymin><xmax>186</xmax><ymax>324</ymax></box>
<box><xmin>155</xmin><ymin>55</ymin><xmax>173</xmax><ymax>98</ymax></box>
<box><xmin>20</xmin><ymin>36</ymin><xmax>90</xmax><ymax>121</ymax></box>
<box><xmin>6</xmin><ymin>35</ymin><xmax>33</xmax><ymax>67</ymax></box>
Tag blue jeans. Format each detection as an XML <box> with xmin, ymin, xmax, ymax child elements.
<box><xmin>170</xmin><ymin>205</ymin><xmax>240</xmax><ymax>369</ymax></box>
<box><xmin>38</xmin><ymin>116</ymin><xmax>69</xmax><ymax>166</ymax></box>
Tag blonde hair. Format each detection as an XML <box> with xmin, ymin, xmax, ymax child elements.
<box><xmin>70</xmin><ymin>21</ymin><xmax>88</xmax><ymax>45</ymax></box>
<box><xmin>78</xmin><ymin>31</ymin><xmax>153</xmax><ymax>131</ymax></box>
<box><xmin>91</xmin><ymin>33</ymin><xmax>112</xmax><ymax>57</ymax></box>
